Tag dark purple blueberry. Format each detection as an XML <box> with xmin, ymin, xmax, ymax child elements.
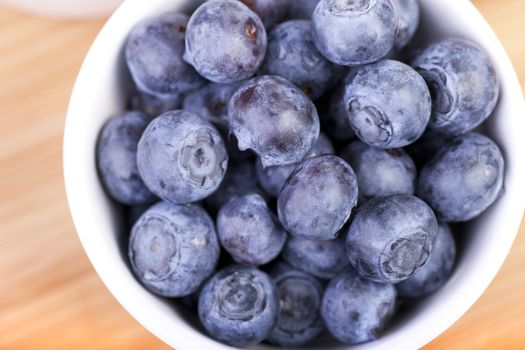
<box><xmin>97</xmin><ymin>111</ymin><xmax>155</xmax><ymax>205</ymax></box>
<box><xmin>125</xmin><ymin>12</ymin><xmax>204</xmax><ymax>96</ymax></box>
<box><xmin>205</xmin><ymin>160</ymin><xmax>263</xmax><ymax>213</ymax></box>
<box><xmin>392</xmin><ymin>0</ymin><xmax>420</xmax><ymax>50</ymax></box>
<box><xmin>340</xmin><ymin>141</ymin><xmax>416</xmax><ymax>202</ymax></box>
<box><xmin>130</xmin><ymin>90</ymin><xmax>183</xmax><ymax>118</ymax></box>
<box><xmin>137</xmin><ymin>110</ymin><xmax>228</xmax><ymax>204</ymax></box>
<box><xmin>256</xmin><ymin>133</ymin><xmax>334</xmax><ymax>197</ymax></box>
<box><xmin>217</xmin><ymin>193</ymin><xmax>287</xmax><ymax>266</ymax></box>
<box><xmin>129</xmin><ymin>201</ymin><xmax>220</xmax><ymax>297</ymax></box>
<box><xmin>410</xmin><ymin>38</ymin><xmax>499</xmax><ymax>136</ymax></box>
<box><xmin>397</xmin><ymin>222</ymin><xmax>456</xmax><ymax>298</ymax></box>
<box><xmin>267</xmin><ymin>264</ymin><xmax>325</xmax><ymax>347</ymax></box>
<box><xmin>184</xmin><ymin>0</ymin><xmax>267</xmax><ymax>83</ymax></box>
<box><xmin>346</xmin><ymin>195</ymin><xmax>438</xmax><ymax>283</ymax></box>
<box><xmin>229</xmin><ymin>75</ymin><xmax>320</xmax><ymax>167</ymax></box>
<box><xmin>239</xmin><ymin>0</ymin><xmax>290</xmax><ymax>28</ymax></box>
<box><xmin>417</xmin><ymin>132</ymin><xmax>505</xmax><ymax>222</ymax></box>
<box><xmin>282</xmin><ymin>231</ymin><xmax>350</xmax><ymax>279</ymax></box>
<box><xmin>288</xmin><ymin>0</ymin><xmax>319</xmax><ymax>19</ymax></box>
<box><xmin>321</xmin><ymin>268</ymin><xmax>397</xmax><ymax>344</ymax></box>
<box><xmin>182</xmin><ymin>81</ymin><xmax>243</xmax><ymax>129</ymax></box>
<box><xmin>311</xmin><ymin>0</ymin><xmax>397</xmax><ymax>66</ymax></box>
<box><xmin>320</xmin><ymin>82</ymin><xmax>356</xmax><ymax>143</ymax></box>
<box><xmin>278</xmin><ymin>155</ymin><xmax>358</xmax><ymax>240</ymax></box>
<box><xmin>344</xmin><ymin>59</ymin><xmax>431</xmax><ymax>148</ymax></box>
<box><xmin>260</xmin><ymin>19</ymin><xmax>344</xmax><ymax>100</ymax></box>
<box><xmin>198</xmin><ymin>265</ymin><xmax>278</xmax><ymax>347</ymax></box>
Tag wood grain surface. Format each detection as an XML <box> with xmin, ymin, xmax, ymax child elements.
<box><xmin>1</xmin><ymin>1</ymin><xmax>524</xmax><ymax>349</ymax></box>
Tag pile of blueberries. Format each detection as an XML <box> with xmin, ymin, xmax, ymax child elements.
<box><xmin>96</xmin><ymin>0</ymin><xmax>505</xmax><ymax>347</ymax></box>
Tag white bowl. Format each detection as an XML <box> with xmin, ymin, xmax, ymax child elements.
<box><xmin>63</xmin><ymin>0</ymin><xmax>525</xmax><ymax>349</ymax></box>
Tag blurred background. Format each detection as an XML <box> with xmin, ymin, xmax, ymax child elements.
<box><xmin>0</xmin><ymin>0</ymin><xmax>524</xmax><ymax>349</ymax></box>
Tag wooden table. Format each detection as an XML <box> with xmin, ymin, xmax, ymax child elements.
<box><xmin>1</xmin><ymin>1</ymin><xmax>524</xmax><ymax>349</ymax></box>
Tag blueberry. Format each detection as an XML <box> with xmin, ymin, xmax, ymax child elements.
<box><xmin>321</xmin><ymin>268</ymin><xmax>397</xmax><ymax>344</ymax></box>
<box><xmin>278</xmin><ymin>155</ymin><xmax>358</xmax><ymax>240</ymax></box>
<box><xmin>126</xmin><ymin>12</ymin><xmax>204</xmax><ymax>96</ymax></box>
<box><xmin>397</xmin><ymin>222</ymin><xmax>456</xmax><ymax>298</ymax></box>
<box><xmin>184</xmin><ymin>0</ymin><xmax>267</xmax><ymax>83</ymax></box>
<box><xmin>319</xmin><ymin>82</ymin><xmax>356</xmax><ymax>143</ymax></box>
<box><xmin>267</xmin><ymin>264</ymin><xmax>325</xmax><ymax>347</ymax></box>
<box><xmin>344</xmin><ymin>59</ymin><xmax>431</xmax><ymax>148</ymax></box>
<box><xmin>217</xmin><ymin>193</ymin><xmax>287</xmax><ymax>266</ymax></box>
<box><xmin>97</xmin><ymin>111</ymin><xmax>156</xmax><ymax>205</ymax></box>
<box><xmin>239</xmin><ymin>0</ymin><xmax>290</xmax><ymax>28</ymax></box>
<box><xmin>137</xmin><ymin>110</ymin><xmax>228</xmax><ymax>204</ymax></box>
<box><xmin>205</xmin><ymin>160</ymin><xmax>263</xmax><ymax>213</ymax></box>
<box><xmin>391</xmin><ymin>0</ymin><xmax>420</xmax><ymax>50</ymax></box>
<box><xmin>346</xmin><ymin>195</ymin><xmax>438</xmax><ymax>283</ymax></box>
<box><xmin>288</xmin><ymin>0</ymin><xmax>319</xmax><ymax>19</ymax></box>
<box><xmin>410</xmin><ymin>38</ymin><xmax>499</xmax><ymax>136</ymax></box>
<box><xmin>260</xmin><ymin>19</ymin><xmax>344</xmax><ymax>100</ymax></box>
<box><xmin>256</xmin><ymin>132</ymin><xmax>334</xmax><ymax>197</ymax></box>
<box><xmin>281</xmin><ymin>231</ymin><xmax>350</xmax><ymax>279</ymax></box>
<box><xmin>198</xmin><ymin>265</ymin><xmax>278</xmax><ymax>347</ymax></box>
<box><xmin>417</xmin><ymin>132</ymin><xmax>505</xmax><ymax>222</ymax></box>
<box><xmin>182</xmin><ymin>81</ymin><xmax>243</xmax><ymax>129</ymax></box>
<box><xmin>130</xmin><ymin>90</ymin><xmax>183</xmax><ymax>118</ymax></box>
<box><xmin>129</xmin><ymin>201</ymin><xmax>220</xmax><ymax>297</ymax></box>
<box><xmin>340</xmin><ymin>140</ymin><xmax>416</xmax><ymax>202</ymax></box>
<box><xmin>229</xmin><ymin>75</ymin><xmax>320</xmax><ymax>167</ymax></box>
<box><xmin>311</xmin><ymin>0</ymin><xmax>397</xmax><ymax>66</ymax></box>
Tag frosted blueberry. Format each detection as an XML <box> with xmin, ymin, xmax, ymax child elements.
<box><xmin>278</xmin><ymin>155</ymin><xmax>358</xmax><ymax>240</ymax></box>
<box><xmin>344</xmin><ymin>59</ymin><xmax>431</xmax><ymax>148</ymax></box>
<box><xmin>184</xmin><ymin>0</ymin><xmax>267</xmax><ymax>83</ymax></box>
<box><xmin>311</xmin><ymin>0</ymin><xmax>397</xmax><ymax>66</ymax></box>
<box><xmin>417</xmin><ymin>132</ymin><xmax>505</xmax><ymax>222</ymax></box>
<box><xmin>411</xmin><ymin>38</ymin><xmax>499</xmax><ymax>136</ymax></box>
<box><xmin>340</xmin><ymin>140</ymin><xmax>416</xmax><ymax>202</ymax></box>
<box><xmin>198</xmin><ymin>265</ymin><xmax>278</xmax><ymax>347</ymax></box>
<box><xmin>229</xmin><ymin>75</ymin><xmax>320</xmax><ymax>167</ymax></box>
<box><xmin>126</xmin><ymin>12</ymin><xmax>204</xmax><ymax>96</ymax></box>
<box><xmin>129</xmin><ymin>201</ymin><xmax>220</xmax><ymax>297</ymax></box>
<box><xmin>217</xmin><ymin>193</ymin><xmax>287</xmax><ymax>266</ymax></box>
<box><xmin>97</xmin><ymin>111</ymin><xmax>155</xmax><ymax>205</ymax></box>
<box><xmin>137</xmin><ymin>110</ymin><xmax>228</xmax><ymax>204</ymax></box>
<box><xmin>321</xmin><ymin>268</ymin><xmax>397</xmax><ymax>344</ymax></box>
<box><xmin>346</xmin><ymin>195</ymin><xmax>439</xmax><ymax>283</ymax></box>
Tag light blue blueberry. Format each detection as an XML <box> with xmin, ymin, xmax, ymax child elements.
<box><xmin>137</xmin><ymin>110</ymin><xmax>228</xmax><ymax>204</ymax></box>
<box><xmin>344</xmin><ymin>59</ymin><xmax>431</xmax><ymax>148</ymax></box>
<box><xmin>129</xmin><ymin>201</ymin><xmax>220</xmax><ymax>297</ymax></box>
